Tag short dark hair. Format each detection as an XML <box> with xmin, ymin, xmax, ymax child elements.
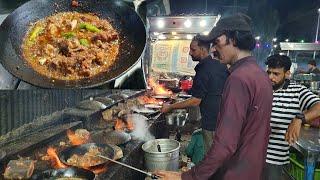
<box><xmin>308</xmin><ymin>59</ymin><xmax>317</xmax><ymax>66</ymax></box>
<box><xmin>193</xmin><ymin>35</ymin><xmax>210</xmax><ymax>51</ymax></box>
<box><xmin>223</xmin><ymin>30</ymin><xmax>256</xmax><ymax>51</ymax></box>
<box><xmin>265</xmin><ymin>54</ymin><xmax>292</xmax><ymax>71</ymax></box>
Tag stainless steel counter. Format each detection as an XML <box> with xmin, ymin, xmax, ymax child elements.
<box><xmin>296</xmin><ymin>126</ymin><xmax>320</xmax><ymax>151</ymax></box>
<box><xmin>293</xmin><ymin>126</ymin><xmax>320</xmax><ymax>180</ymax></box>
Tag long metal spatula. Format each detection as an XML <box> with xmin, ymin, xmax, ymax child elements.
<box><xmin>96</xmin><ymin>154</ymin><xmax>161</xmax><ymax>179</ymax></box>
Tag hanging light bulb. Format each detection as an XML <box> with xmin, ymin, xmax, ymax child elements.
<box><xmin>256</xmin><ymin>43</ymin><xmax>261</xmax><ymax>48</ymax></box>
<box><xmin>173</xmin><ymin>36</ymin><xmax>180</xmax><ymax>39</ymax></box>
<box><xmin>203</xmin><ymin>31</ymin><xmax>209</xmax><ymax>35</ymax></box>
<box><xmin>158</xmin><ymin>34</ymin><xmax>166</xmax><ymax>40</ymax></box>
<box><xmin>157</xmin><ymin>20</ymin><xmax>165</xmax><ymax>29</ymax></box>
<box><xmin>184</xmin><ymin>19</ymin><xmax>192</xmax><ymax>28</ymax></box>
<box><xmin>199</xmin><ymin>20</ymin><xmax>207</xmax><ymax>27</ymax></box>
<box><xmin>186</xmin><ymin>34</ymin><xmax>193</xmax><ymax>40</ymax></box>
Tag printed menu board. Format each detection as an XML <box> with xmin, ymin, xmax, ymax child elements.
<box><xmin>151</xmin><ymin>40</ymin><xmax>198</xmax><ymax>75</ymax></box>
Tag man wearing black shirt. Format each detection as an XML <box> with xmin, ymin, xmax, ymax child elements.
<box><xmin>307</xmin><ymin>59</ymin><xmax>320</xmax><ymax>74</ymax></box>
<box><xmin>161</xmin><ymin>35</ymin><xmax>228</xmax><ymax>153</ymax></box>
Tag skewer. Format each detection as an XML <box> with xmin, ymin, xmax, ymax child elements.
<box><xmin>95</xmin><ymin>154</ymin><xmax>161</xmax><ymax>179</ymax></box>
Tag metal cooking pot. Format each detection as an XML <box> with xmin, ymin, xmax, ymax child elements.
<box><xmin>142</xmin><ymin>139</ymin><xmax>180</xmax><ymax>171</ymax></box>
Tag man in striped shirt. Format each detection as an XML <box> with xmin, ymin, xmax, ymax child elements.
<box><xmin>264</xmin><ymin>54</ymin><xmax>320</xmax><ymax>180</ymax></box>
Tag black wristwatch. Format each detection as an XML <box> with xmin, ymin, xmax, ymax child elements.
<box><xmin>295</xmin><ymin>113</ymin><xmax>306</xmax><ymax>124</ymax></box>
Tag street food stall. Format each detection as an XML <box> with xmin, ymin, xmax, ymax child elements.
<box><xmin>145</xmin><ymin>15</ymin><xmax>220</xmax><ymax>80</ymax></box>
<box><xmin>280</xmin><ymin>42</ymin><xmax>320</xmax><ymax>94</ymax></box>
<box><xmin>280</xmin><ymin>42</ymin><xmax>320</xmax><ymax>180</ymax></box>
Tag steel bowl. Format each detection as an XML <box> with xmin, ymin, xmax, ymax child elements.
<box><xmin>165</xmin><ymin>109</ymin><xmax>188</xmax><ymax>127</ymax></box>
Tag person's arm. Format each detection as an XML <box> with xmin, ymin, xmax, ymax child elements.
<box><xmin>285</xmin><ymin>87</ymin><xmax>320</xmax><ymax>145</ymax></box>
<box><xmin>314</xmin><ymin>68</ymin><xmax>320</xmax><ymax>74</ymax></box>
<box><xmin>161</xmin><ymin>67</ymin><xmax>208</xmax><ymax>113</ymax></box>
<box><xmin>161</xmin><ymin>97</ymin><xmax>201</xmax><ymax>113</ymax></box>
<box><xmin>182</xmin><ymin>76</ymin><xmax>250</xmax><ymax>180</ymax></box>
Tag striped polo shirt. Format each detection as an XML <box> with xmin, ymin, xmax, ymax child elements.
<box><xmin>266</xmin><ymin>81</ymin><xmax>320</xmax><ymax>165</ymax></box>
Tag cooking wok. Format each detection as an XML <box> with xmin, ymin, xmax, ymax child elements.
<box><xmin>0</xmin><ymin>0</ymin><xmax>146</xmax><ymax>88</ymax></box>
<box><xmin>59</xmin><ymin>143</ymin><xmax>115</xmax><ymax>168</ymax></box>
<box><xmin>31</xmin><ymin>167</ymin><xmax>95</xmax><ymax>180</ymax></box>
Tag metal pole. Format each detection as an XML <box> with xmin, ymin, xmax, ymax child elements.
<box><xmin>205</xmin><ymin>0</ymin><xmax>207</xmax><ymax>13</ymax></box>
<box><xmin>313</xmin><ymin>8</ymin><xmax>320</xmax><ymax>58</ymax></box>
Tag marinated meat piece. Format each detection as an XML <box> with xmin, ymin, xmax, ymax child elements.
<box><xmin>91</xmin><ymin>33</ymin><xmax>118</xmax><ymax>43</ymax></box>
<box><xmin>58</xmin><ymin>41</ymin><xmax>71</xmax><ymax>57</ymax></box>
<box><xmin>81</xmin><ymin>58</ymin><xmax>92</xmax><ymax>69</ymax></box>
<box><xmin>48</xmin><ymin>23</ymin><xmax>58</xmax><ymax>36</ymax></box>
<box><xmin>96</xmin><ymin>40</ymin><xmax>106</xmax><ymax>49</ymax></box>
<box><xmin>91</xmin><ymin>34</ymin><xmax>107</xmax><ymax>42</ymax></box>
<box><xmin>44</xmin><ymin>44</ymin><xmax>57</xmax><ymax>57</ymax></box>
<box><xmin>59</xmin><ymin>61</ymin><xmax>74</xmax><ymax>75</ymax></box>
<box><xmin>102</xmin><ymin>109</ymin><xmax>113</xmax><ymax>121</ymax></box>
<box><xmin>48</xmin><ymin>61</ymin><xmax>58</xmax><ymax>70</ymax></box>
<box><xmin>71</xmin><ymin>20</ymin><xmax>78</xmax><ymax>30</ymax></box>
<box><xmin>66</xmin><ymin>19</ymin><xmax>78</xmax><ymax>31</ymax></box>
<box><xmin>67</xmin><ymin>38</ymin><xmax>81</xmax><ymax>49</ymax></box>
<box><xmin>109</xmin><ymin>33</ymin><xmax>118</xmax><ymax>41</ymax></box>
<box><xmin>75</xmin><ymin>129</ymin><xmax>90</xmax><ymax>140</ymax></box>
<box><xmin>111</xmin><ymin>144</ymin><xmax>123</xmax><ymax>160</ymax></box>
<box><xmin>66</xmin><ymin>145</ymin><xmax>104</xmax><ymax>167</ymax></box>
<box><xmin>93</xmin><ymin>51</ymin><xmax>104</xmax><ymax>65</ymax></box>
<box><xmin>78</xmin><ymin>70</ymin><xmax>91</xmax><ymax>77</ymax></box>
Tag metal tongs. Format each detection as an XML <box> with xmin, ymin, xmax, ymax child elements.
<box><xmin>95</xmin><ymin>154</ymin><xmax>161</xmax><ymax>179</ymax></box>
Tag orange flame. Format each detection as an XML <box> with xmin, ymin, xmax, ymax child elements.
<box><xmin>138</xmin><ymin>96</ymin><xmax>163</xmax><ymax>105</ymax></box>
<box><xmin>126</xmin><ymin>119</ymin><xmax>134</xmax><ymax>131</ymax></box>
<box><xmin>67</xmin><ymin>129</ymin><xmax>89</xmax><ymax>146</ymax></box>
<box><xmin>47</xmin><ymin>147</ymin><xmax>67</xmax><ymax>169</ymax></box>
<box><xmin>148</xmin><ymin>77</ymin><xmax>172</xmax><ymax>96</ymax></box>
<box><xmin>114</xmin><ymin>118</ymin><xmax>134</xmax><ymax>131</ymax></box>
<box><xmin>114</xmin><ymin>118</ymin><xmax>124</xmax><ymax>131</ymax></box>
